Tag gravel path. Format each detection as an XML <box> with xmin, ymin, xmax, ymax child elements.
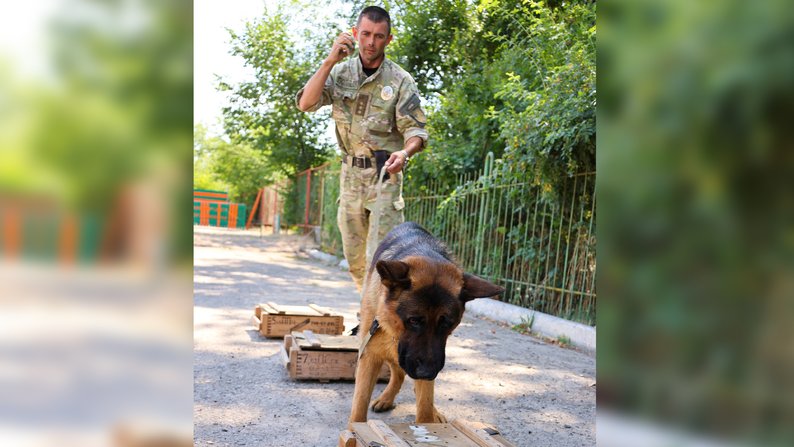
<box><xmin>193</xmin><ymin>226</ymin><xmax>595</xmax><ymax>446</ymax></box>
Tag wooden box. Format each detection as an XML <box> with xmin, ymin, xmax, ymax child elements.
<box><xmin>340</xmin><ymin>419</ymin><xmax>516</xmax><ymax>447</ymax></box>
<box><xmin>280</xmin><ymin>330</ymin><xmax>390</xmax><ymax>382</ymax></box>
<box><xmin>252</xmin><ymin>302</ymin><xmax>344</xmax><ymax>338</ymax></box>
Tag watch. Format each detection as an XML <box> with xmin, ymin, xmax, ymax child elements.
<box><xmin>399</xmin><ymin>149</ymin><xmax>410</xmax><ymax>165</ymax></box>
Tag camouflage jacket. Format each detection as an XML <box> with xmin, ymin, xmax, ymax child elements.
<box><xmin>296</xmin><ymin>56</ymin><xmax>428</xmax><ymax>157</ymax></box>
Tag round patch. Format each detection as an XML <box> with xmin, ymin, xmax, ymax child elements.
<box><xmin>380</xmin><ymin>85</ymin><xmax>394</xmax><ymax>101</ymax></box>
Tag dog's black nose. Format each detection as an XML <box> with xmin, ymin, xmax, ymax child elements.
<box><xmin>412</xmin><ymin>365</ymin><xmax>439</xmax><ymax>381</ymax></box>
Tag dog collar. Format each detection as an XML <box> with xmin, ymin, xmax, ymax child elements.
<box><xmin>357</xmin><ymin>318</ymin><xmax>380</xmax><ymax>360</ymax></box>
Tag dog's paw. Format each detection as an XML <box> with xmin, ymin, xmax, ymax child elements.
<box><xmin>371</xmin><ymin>398</ymin><xmax>396</xmax><ymax>412</ymax></box>
<box><xmin>432</xmin><ymin>408</ymin><xmax>447</xmax><ymax>423</ymax></box>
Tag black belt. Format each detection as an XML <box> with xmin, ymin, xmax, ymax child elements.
<box><xmin>342</xmin><ymin>154</ymin><xmax>373</xmax><ymax>169</ymax></box>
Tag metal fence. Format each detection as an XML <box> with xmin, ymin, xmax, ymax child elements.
<box><xmin>283</xmin><ymin>153</ymin><xmax>596</xmax><ymax>325</ymax></box>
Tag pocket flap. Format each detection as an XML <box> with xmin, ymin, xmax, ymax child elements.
<box><xmin>393</xmin><ymin>197</ymin><xmax>405</xmax><ymax>211</ymax></box>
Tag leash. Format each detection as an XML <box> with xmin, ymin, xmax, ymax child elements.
<box><xmin>358</xmin><ymin>163</ymin><xmax>390</xmax><ymax>360</ymax></box>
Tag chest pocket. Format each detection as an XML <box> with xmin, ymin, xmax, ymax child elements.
<box><xmin>332</xmin><ymin>87</ymin><xmax>357</xmax><ymax>123</ymax></box>
<box><xmin>366</xmin><ymin>95</ymin><xmax>396</xmax><ymax>134</ymax></box>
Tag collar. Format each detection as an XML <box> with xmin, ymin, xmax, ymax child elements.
<box><xmin>354</xmin><ymin>55</ymin><xmax>386</xmax><ymax>85</ymax></box>
<box><xmin>357</xmin><ymin>318</ymin><xmax>380</xmax><ymax>360</ymax></box>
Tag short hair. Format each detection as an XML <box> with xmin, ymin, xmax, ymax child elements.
<box><xmin>357</xmin><ymin>6</ymin><xmax>391</xmax><ymax>36</ymax></box>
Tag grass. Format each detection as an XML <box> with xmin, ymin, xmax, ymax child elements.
<box><xmin>511</xmin><ymin>314</ymin><xmax>535</xmax><ymax>335</ymax></box>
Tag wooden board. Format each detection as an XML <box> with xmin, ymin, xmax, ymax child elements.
<box><xmin>253</xmin><ymin>304</ymin><xmax>344</xmax><ymax>338</ymax></box>
<box><xmin>342</xmin><ymin>420</ymin><xmax>516</xmax><ymax>447</ymax></box>
<box><xmin>281</xmin><ymin>334</ymin><xmax>389</xmax><ymax>382</ymax></box>
<box><xmin>291</xmin><ymin>330</ymin><xmax>360</xmax><ymax>351</ymax></box>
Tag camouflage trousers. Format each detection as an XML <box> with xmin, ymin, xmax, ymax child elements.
<box><xmin>337</xmin><ymin>161</ymin><xmax>405</xmax><ymax>290</ymax></box>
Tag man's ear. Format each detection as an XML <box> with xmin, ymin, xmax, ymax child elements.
<box><xmin>460</xmin><ymin>273</ymin><xmax>504</xmax><ymax>302</ymax></box>
<box><xmin>376</xmin><ymin>260</ymin><xmax>411</xmax><ymax>289</ymax></box>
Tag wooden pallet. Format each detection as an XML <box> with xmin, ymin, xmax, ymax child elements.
<box><xmin>252</xmin><ymin>302</ymin><xmax>344</xmax><ymax>338</ymax></box>
<box><xmin>281</xmin><ymin>330</ymin><xmax>389</xmax><ymax>381</ymax></box>
<box><xmin>340</xmin><ymin>419</ymin><xmax>516</xmax><ymax>447</ymax></box>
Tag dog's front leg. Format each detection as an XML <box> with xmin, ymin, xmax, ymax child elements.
<box><xmin>349</xmin><ymin>354</ymin><xmax>383</xmax><ymax>426</ymax></box>
<box><xmin>414</xmin><ymin>379</ymin><xmax>446</xmax><ymax>423</ymax></box>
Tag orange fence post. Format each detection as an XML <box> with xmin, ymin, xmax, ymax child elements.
<box><xmin>59</xmin><ymin>213</ymin><xmax>79</xmax><ymax>265</ymax></box>
<box><xmin>3</xmin><ymin>208</ymin><xmax>21</xmax><ymax>258</ymax></box>
<box><xmin>228</xmin><ymin>204</ymin><xmax>238</xmax><ymax>229</ymax></box>
<box><xmin>245</xmin><ymin>188</ymin><xmax>263</xmax><ymax>230</ymax></box>
<box><xmin>199</xmin><ymin>201</ymin><xmax>209</xmax><ymax>226</ymax></box>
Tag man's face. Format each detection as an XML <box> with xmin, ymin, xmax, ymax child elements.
<box><xmin>353</xmin><ymin>17</ymin><xmax>392</xmax><ymax>66</ymax></box>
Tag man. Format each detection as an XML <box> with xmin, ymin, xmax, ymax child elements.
<box><xmin>296</xmin><ymin>6</ymin><xmax>428</xmax><ymax>290</ymax></box>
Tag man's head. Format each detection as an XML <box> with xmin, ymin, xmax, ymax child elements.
<box><xmin>353</xmin><ymin>6</ymin><xmax>393</xmax><ymax>68</ymax></box>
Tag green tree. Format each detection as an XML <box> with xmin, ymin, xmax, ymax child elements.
<box><xmin>221</xmin><ymin>6</ymin><xmax>335</xmax><ymax>178</ymax></box>
<box><xmin>193</xmin><ymin>124</ymin><xmax>270</xmax><ymax>207</ymax></box>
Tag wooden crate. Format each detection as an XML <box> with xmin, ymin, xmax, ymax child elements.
<box><xmin>281</xmin><ymin>330</ymin><xmax>390</xmax><ymax>382</ymax></box>
<box><xmin>252</xmin><ymin>302</ymin><xmax>344</xmax><ymax>338</ymax></box>
<box><xmin>340</xmin><ymin>419</ymin><xmax>517</xmax><ymax>447</ymax></box>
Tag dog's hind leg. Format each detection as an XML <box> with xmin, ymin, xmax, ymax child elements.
<box><xmin>371</xmin><ymin>363</ymin><xmax>405</xmax><ymax>412</ymax></box>
<box><xmin>414</xmin><ymin>379</ymin><xmax>446</xmax><ymax>423</ymax></box>
<box><xmin>349</xmin><ymin>354</ymin><xmax>384</xmax><ymax>425</ymax></box>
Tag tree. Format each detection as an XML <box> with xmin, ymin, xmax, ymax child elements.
<box><xmin>221</xmin><ymin>6</ymin><xmax>335</xmax><ymax>179</ymax></box>
<box><xmin>193</xmin><ymin>124</ymin><xmax>270</xmax><ymax>207</ymax></box>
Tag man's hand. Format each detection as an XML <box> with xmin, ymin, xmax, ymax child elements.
<box><xmin>384</xmin><ymin>151</ymin><xmax>408</xmax><ymax>175</ymax></box>
<box><xmin>384</xmin><ymin>137</ymin><xmax>423</xmax><ymax>174</ymax></box>
<box><xmin>326</xmin><ymin>32</ymin><xmax>355</xmax><ymax>65</ymax></box>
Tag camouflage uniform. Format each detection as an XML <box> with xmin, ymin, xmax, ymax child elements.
<box><xmin>296</xmin><ymin>56</ymin><xmax>428</xmax><ymax>289</ymax></box>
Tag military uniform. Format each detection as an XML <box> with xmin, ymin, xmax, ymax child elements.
<box><xmin>296</xmin><ymin>55</ymin><xmax>428</xmax><ymax>289</ymax></box>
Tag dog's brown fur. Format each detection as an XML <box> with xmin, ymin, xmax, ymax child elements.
<box><xmin>349</xmin><ymin>222</ymin><xmax>504</xmax><ymax>426</ymax></box>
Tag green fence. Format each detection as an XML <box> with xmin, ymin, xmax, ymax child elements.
<box><xmin>1</xmin><ymin>210</ymin><xmax>104</xmax><ymax>264</ymax></box>
<box><xmin>284</xmin><ymin>153</ymin><xmax>596</xmax><ymax>325</ymax></box>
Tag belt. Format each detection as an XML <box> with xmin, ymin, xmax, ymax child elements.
<box><xmin>342</xmin><ymin>154</ymin><xmax>373</xmax><ymax>169</ymax></box>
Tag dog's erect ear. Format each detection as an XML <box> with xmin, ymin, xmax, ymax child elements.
<box><xmin>460</xmin><ymin>273</ymin><xmax>505</xmax><ymax>302</ymax></box>
<box><xmin>376</xmin><ymin>260</ymin><xmax>411</xmax><ymax>290</ymax></box>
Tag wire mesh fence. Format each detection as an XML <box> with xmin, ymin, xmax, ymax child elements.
<box><xmin>283</xmin><ymin>153</ymin><xmax>596</xmax><ymax>325</ymax></box>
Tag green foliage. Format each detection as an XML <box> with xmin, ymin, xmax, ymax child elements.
<box><xmin>0</xmin><ymin>0</ymin><xmax>193</xmax><ymax>263</ymax></box>
<box><xmin>512</xmin><ymin>314</ymin><xmax>536</xmax><ymax>335</ymax></box>
<box><xmin>495</xmin><ymin>2</ymin><xmax>596</xmax><ymax>194</ymax></box>
<box><xmin>194</xmin><ymin>124</ymin><xmax>270</xmax><ymax>207</ymax></box>
<box><xmin>399</xmin><ymin>0</ymin><xmax>595</xmax><ymax>203</ymax></box>
<box><xmin>221</xmin><ymin>5</ymin><xmax>335</xmax><ymax>178</ymax></box>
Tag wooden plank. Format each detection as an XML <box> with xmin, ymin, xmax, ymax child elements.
<box><xmin>337</xmin><ymin>430</ymin><xmax>360</xmax><ymax>447</ymax></box>
<box><xmin>250</xmin><ymin>314</ymin><xmax>262</xmax><ymax>331</ymax></box>
<box><xmin>391</xmin><ymin>423</ymin><xmax>479</xmax><ymax>446</ymax></box>
<box><xmin>309</xmin><ymin>303</ymin><xmax>331</xmax><ymax>316</ymax></box>
<box><xmin>267</xmin><ymin>301</ymin><xmax>284</xmax><ymax>314</ymax></box>
<box><xmin>261</xmin><ymin>314</ymin><xmax>344</xmax><ymax>338</ymax></box>
<box><xmin>292</xmin><ymin>333</ymin><xmax>359</xmax><ymax>351</ymax></box>
<box><xmin>451</xmin><ymin>420</ymin><xmax>505</xmax><ymax>447</ymax></box>
<box><xmin>349</xmin><ymin>423</ymin><xmax>381</xmax><ymax>447</ymax></box>
<box><xmin>456</xmin><ymin>421</ymin><xmax>515</xmax><ymax>447</ymax></box>
<box><xmin>366</xmin><ymin>420</ymin><xmax>411</xmax><ymax>447</ymax></box>
<box><xmin>279</xmin><ymin>339</ymin><xmax>291</xmax><ymax>369</ymax></box>
<box><xmin>303</xmin><ymin>330</ymin><xmax>322</xmax><ymax>348</ymax></box>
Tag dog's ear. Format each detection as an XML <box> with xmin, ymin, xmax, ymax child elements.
<box><xmin>376</xmin><ymin>260</ymin><xmax>411</xmax><ymax>290</ymax></box>
<box><xmin>460</xmin><ymin>273</ymin><xmax>504</xmax><ymax>302</ymax></box>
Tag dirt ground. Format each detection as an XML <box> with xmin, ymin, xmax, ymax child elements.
<box><xmin>193</xmin><ymin>226</ymin><xmax>595</xmax><ymax>446</ymax></box>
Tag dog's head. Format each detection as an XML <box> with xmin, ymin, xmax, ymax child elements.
<box><xmin>376</xmin><ymin>256</ymin><xmax>504</xmax><ymax>380</ymax></box>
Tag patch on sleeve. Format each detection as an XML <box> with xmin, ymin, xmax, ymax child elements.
<box><xmin>399</xmin><ymin>93</ymin><xmax>426</xmax><ymax>127</ymax></box>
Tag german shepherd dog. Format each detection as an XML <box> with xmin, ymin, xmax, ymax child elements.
<box><xmin>349</xmin><ymin>222</ymin><xmax>504</xmax><ymax>424</ymax></box>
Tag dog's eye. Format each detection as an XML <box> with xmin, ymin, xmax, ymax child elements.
<box><xmin>407</xmin><ymin>317</ymin><xmax>423</xmax><ymax>327</ymax></box>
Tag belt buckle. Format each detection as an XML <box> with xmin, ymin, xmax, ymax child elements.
<box><xmin>352</xmin><ymin>156</ymin><xmax>370</xmax><ymax>169</ymax></box>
